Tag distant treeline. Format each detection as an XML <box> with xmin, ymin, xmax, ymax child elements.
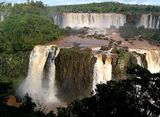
<box><xmin>48</xmin><ymin>2</ymin><xmax>160</xmax><ymax>14</ymax></box>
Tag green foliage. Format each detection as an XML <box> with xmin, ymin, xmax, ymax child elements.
<box><xmin>0</xmin><ymin>2</ymin><xmax>63</xmax><ymax>86</ymax></box>
<box><xmin>12</xmin><ymin>1</ymin><xmax>46</xmax><ymax>15</ymax></box>
<box><xmin>0</xmin><ymin>52</ymin><xmax>29</xmax><ymax>85</ymax></box>
<box><xmin>0</xmin><ymin>14</ymin><xmax>62</xmax><ymax>53</ymax></box>
<box><xmin>152</xmin><ymin>33</ymin><xmax>160</xmax><ymax>42</ymax></box>
<box><xmin>57</xmin><ymin>66</ymin><xmax>160</xmax><ymax>117</ymax></box>
<box><xmin>0</xmin><ymin>3</ymin><xmax>12</xmax><ymax>13</ymax></box>
<box><xmin>49</xmin><ymin>2</ymin><xmax>160</xmax><ymax>14</ymax></box>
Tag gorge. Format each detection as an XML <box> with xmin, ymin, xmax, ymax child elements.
<box><xmin>18</xmin><ymin>45</ymin><xmax>160</xmax><ymax>110</ymax></box>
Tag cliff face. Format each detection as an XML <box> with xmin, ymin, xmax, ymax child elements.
<box><xmin>55</xmin><ymin>48</ymin><xmax>96</xmax><ymax>102</ymax></box>
<box><xmin>111</xmin><ymin>49</ymin><xmax>138</xmax><ymax>80</ymax></box>
<box><xmin>54</xmin><ymin>47</ymin><xmax>147</xmax><ymax>102</ymax></box>
<box><xmin>126</xmin><ymin>14</ymin><xmax>141</xmax><ymax>25</ymax></box>
<box><xmin>113</xmin><ymin>49</ymin><xmax>149</xmax><ymax>80</ymax></box>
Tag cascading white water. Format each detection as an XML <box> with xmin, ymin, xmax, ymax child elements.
<box><xmin>17</xmin><ymin>45</ymin><xmax>60</xmax><ymax>105</ymax></box>
<box><xmin>0</xmin><ymin>13</ymin><xmax>4</xmax><ymax>22</ymax></box>
<box><xmin>139</xmin><ymin>14</ymin><xmax>160</xmax><ymax>29</ymax></box>
<box><xmin>93</xmin><ymin>54</ymin><xmax>112</xmax><ymax>92</ymax></box>
<box><xmin>129</xmin><ymin>49</ymin><xmax>160</xmax><ymax>73</ymax></box>
<box><xmin>145</xmin><ymin>50</ymin><xmax>160</xmax><ymax>73</ymax></box>
<box><xmin>134</xmin><ymin>54</ymin><xmax>143</xmax><ymax>67</ymax></box>
<box><xmin>47</xmin><ymin>47</ymin><xmax>60</xmax><ymax>102</ymax></box>
<box><xmin>53</xmin><ymin>13</ymin><xmax>126</xmax><ymax>29</ymax></box>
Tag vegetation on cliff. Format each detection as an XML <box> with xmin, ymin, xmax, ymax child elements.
<box><xmin>111</xmin><ymin>49</ymin><xmax>137</xmax><ymax>80</ymax></box>
<box><xmin>0</xmin><ymin>2</ymin><xmax>63</xmax><ymax>86</ymax></box>
<box><xmin>55</xmin><ymin>48</ymin><xmax>96</xmax><ymax>102</ymax></box>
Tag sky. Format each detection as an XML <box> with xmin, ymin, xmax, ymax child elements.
<box><xmin>1</xmin><ymin>0</ymin><xmax>160</xmax><ymax>6</ymax></box>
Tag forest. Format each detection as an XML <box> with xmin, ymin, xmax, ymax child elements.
<box><xmin>0</xmin><ymin>1</ymin><xmax>63</xmax><ymax>86</ymax></box>
<box><xmin>48</xmin><ymin>2</ymin><xmax>160</xmax><ymax>14</ymax></box>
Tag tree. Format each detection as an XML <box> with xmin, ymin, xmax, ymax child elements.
<box><xmin>0</xmin><ymin>14</ymin><xmax>63</xmax><ymax>53</ymax></box>
<box><xmin>57</xmin><ymin>65</ymin><xmax>160</xmax><ymax>117</ymax></box>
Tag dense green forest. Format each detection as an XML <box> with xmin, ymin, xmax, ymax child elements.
<box><xmin>48</xmin><ymin>2</ymin><xmax>160</xmax><ymax>14</ymax></box>
<box><xmin>0</xmin><ymin>1</ymin><xmax>63</xmax><ymax>86</ymax></box>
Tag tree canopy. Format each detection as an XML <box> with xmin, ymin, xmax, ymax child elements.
<box><xmin>49</xmin><ymin>2</ymin><xmax>160</xmax><ymax>14</ymax></box>
<box><xmin>0</xmin><ymin>2</ymin><xmax>63</xmax><ymax>87</ymax></box>
<box><xmin>57</xmin><ymin>65</ymin><xmax>160</xmax><ymax>117</ymax></box>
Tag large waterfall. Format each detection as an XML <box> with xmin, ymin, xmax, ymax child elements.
<box><xmin>93</xmin><ymin>54</ymin><xmax>112</xmax><ymax>92</ymax></box>
<box><xmin>53</xmin><ymin>13</ymin><xmax>160</xmax><ymax>30</ymax></box>
<box><xmin>129</xmin><ymin>49</ymin><xmax>160</xmax><ymax>73</ymax></box>
<box><xmin>17</xmin><ymin>45</ymin><xmax>60</xmax><ymax>105</ymax></box>
<box><xmin>53</xmin><ymin>13</ymin><xmax>126</xmax><ymax>29</ymax></box>
<box><xmin>139</xmin><ymin>14</ymin><xmax>160</xmax><ymax>29</ymax></box>
<box><xmin>17</xmin><ymin>45</ymin><xmax>160</xmax><ymax>110</ymax></box>
<box><xmin>18</xmin><ymin>46</ymin><xmax>114</xmax><ymax>103</ymax></box>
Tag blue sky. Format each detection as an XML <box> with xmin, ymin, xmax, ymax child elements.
<box><xmin>2</xmin><ymin>0</ymin><xmax>160</xmax><ymax>6</ymax></box>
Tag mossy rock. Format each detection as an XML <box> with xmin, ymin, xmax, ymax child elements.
<box><xmin>112</xmin><ymin>49</ymin><xmax>137</xmax><ymax>80</ymax></box>
<box><xmin>131</xmin><ymin>52</ymin><xmax>148</xmax><ymax>69</ymax></box>
<box><xmin>55</xmin><ymin>47</ymin><xmax>96</xmax><ymax>102</ymax></box>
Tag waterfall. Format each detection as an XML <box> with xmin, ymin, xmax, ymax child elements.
<box><xmin>47</xmin><ymin>47</ymin><xmax>60</xmax><ymax>102</ymax></box>
<box><xmin>145</xmin><ymin>50</ymin><xmax>160</xmax><ymax>73</ymax></box>
<box><xmin>129</xmin><ymin>49</ymin><xmax>160</xmax><ymax>73</ymax></box>
<box><xmin>134</xmin><ymin>54</ymin><xmax>143</xmax><ymax>67</ymax></box>
<box><xmin>93</xmin><ymin>54</ymin><xmax>112</xmax><ymax>92</ymax></box>
<box><xmin>139</xmin><ymin>14</ymin><xmax>160</xmax><ymax>29</ymax></box>
<box><xmin>0</xmin><ymin>12</ymin><xmax>4</xmax><ymax>22</ymax></box>
<box><xmin>17</xmin><ymin>45</ymin><xmax>60</xmax><ymax>104</ymax></box>
<box><xmin>53</xmin><ymin>13</ymin><xmax>126</xmax><ymax>29</ymax></box>
<box><xmin>0</xmin><ymin>15</ymin><xmax>4</xmax><ymax>22</ymax></box>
